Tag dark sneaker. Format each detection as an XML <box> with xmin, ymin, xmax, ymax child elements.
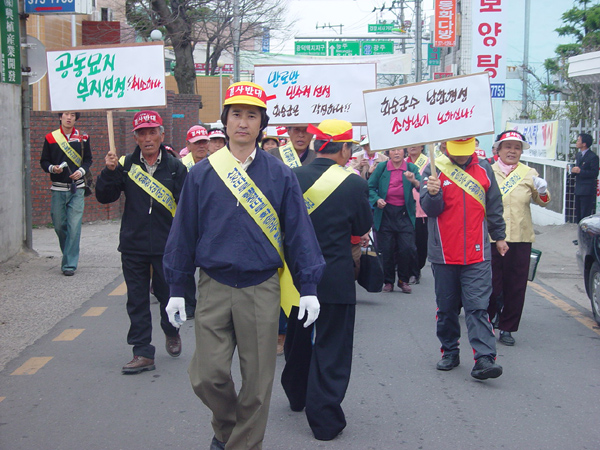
<box><xmin>409</xmin><ymin>275</ymin><xmax>421</xmax><ymax>284</ymax></box>
<box><xmin>499</xmin><ymin>330</ymin><xmax>515</xmax><ymax>346</ymax></box>
<box><xmin>436</xmin><ymin>353</ymin><xmax>460</xmax><ymax>371</ymax></box>
<box><xmin>122</xmin><ymin>356</ymin><xmax>155</xmax><ymax>374</ymax></box>
<box><xmin>63</xmin><ymin>270</ymin><xmax>75</xmax><ymax>276</ymax></box>
<box><xmin>398</xmin><ymin>281</ymin><xmax>412</xmax><ymax>294</ymax></box>
<box><xmin>471</xmin><ymin>356</ymin><xmax>503</xmax><ymax>380</ymax></box>
<box><xmin>165</xmin><ymin>334</ymin><xmax>182</xmax><ymax>357</ymax></box>
<box><xmin>382</xmin><ymin>283</ymin><xmax>394</xmax><ymax>292</ymax></box>
<box><xmin>210</xmin><ymin>436</ymin><xmax>226</xmax><ymax>450</ymax></box>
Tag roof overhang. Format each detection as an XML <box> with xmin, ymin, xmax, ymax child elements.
<box><xmin>568</xmin><ymin>50</ymin><xmax>600</xmax><ymax>84</ymax></box>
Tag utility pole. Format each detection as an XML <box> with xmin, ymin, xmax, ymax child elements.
<box><xmin>415</xmin><ymin>0</ymin><xmax>422</xmax><ymax>82</ymax></box>
<box><xmin>233</xmin><ymin>0</ymin><xmax>240</xmax><ymax>82</ymax></box>
<box><xmin>520</xmin><ymin>0</ymin><xmax>530</xmax><ymax>119</ymax></box>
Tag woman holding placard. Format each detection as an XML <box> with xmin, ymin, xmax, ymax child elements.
<box><xmin>488</xmin><ymin>130</ymin><xmax>551</xmax><ymax>346</ymax></box>
<box><xmin>368</xmin><ymin>147</ymin><xmax>420</xmax><ymax>293</ymax></box>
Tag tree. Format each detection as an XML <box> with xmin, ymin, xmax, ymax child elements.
<box><xmin>541</xmin><ymin>0</ymin><xmax>600</xmax><ymax>124</ymax></box>
<box><xmin>124</xmin><ymin>0</ymin><xmax>291</xmax><ymax>94</ymax></box>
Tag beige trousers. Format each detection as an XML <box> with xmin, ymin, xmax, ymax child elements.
<box><xmin>189</xmin><ymin>271</ymin><xmax>280</xmax><ymax>450</ymax></box>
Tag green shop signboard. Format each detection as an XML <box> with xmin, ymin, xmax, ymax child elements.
<box><xmin>1</xmin><ymin>0</ymin><xmax>21</xmax><ymax>84</ymax></box>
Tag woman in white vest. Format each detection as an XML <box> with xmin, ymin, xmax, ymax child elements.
<box><xmin>488</xmin><ymin>130</ymin><xmax>551</xmax><ymax>346</ymax></box>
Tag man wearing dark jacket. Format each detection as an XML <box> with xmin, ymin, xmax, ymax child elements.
<box><xmin>95</xmin><ymin>111</ymin><xmax>187</xmax><ymax>375</ymax></box>
<box><xmin>40</xmin><ymin>111</ymin><xmax>92</xmax><ymax>276</ymax></box>
<box><xmin>421</xmin><ymin>137</ymin><xmax>507</xmax><ymax>380</ymax></box>
<box><xmin>282</xmin><ymin>119</ymin><xmax>373</xmax><ymax>441</ymax></box>
<box><xmin>572</xmin><ymin>133</ymin><xmax>600</xmax><ymax>222</ymax></box>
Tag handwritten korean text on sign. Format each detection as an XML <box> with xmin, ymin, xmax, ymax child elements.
<box><xmin>254</xmin><ymin>63</ymin><xmax>376</xmax><ymax>125</ymax></box>
<box><xmin>363</xmin><ymin>73</ymin><xmax>494</xmax><ymax>152</ymax></box>
<box><xmin>46</xmin><ymin>43</ymin><xmax>166</xmax><ymax>111</ymax></box>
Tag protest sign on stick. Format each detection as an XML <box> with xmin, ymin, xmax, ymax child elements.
<box><xmin>362</xmin><ymin>72</ymin><xmax>495</xmax><ymax>155</ymax></box>
<box><xmin>47</xmin><ymin>42</ymin><xmax>166</xmax><ymax>157</ymax></box>
<box><xmin>254</xmin><ymin>63</ymin><xmax>377</xmax><ymax>126</ymax></box>
<box><xmin>46</xmin><ymin>42</ymin><xmax>166</xmax><ymax>112</ymax></box>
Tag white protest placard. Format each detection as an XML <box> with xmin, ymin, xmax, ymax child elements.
<box><xmin>254</xmin><ymin>63</ymin><xmax>377</xmax><ymax>125</ymax></box>
<box><xmin>506</xmin><ymin>120</ymin><xmax>559</xmax><ymax>159</ymax></box>
<box><xmin>363</xmin><ymin>72</ymin><xmax>494</xmax><ymax>151</ymax></box>
<box><xmin>46</xmin><ymin>43</ymin><xmax>166</xmax><ymax>111</ymax></box>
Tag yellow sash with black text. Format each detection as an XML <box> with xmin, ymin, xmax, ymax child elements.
<box><xmin>498</xmin><ymin>163</ymin><xmax>531</xmax><ymax>198</ymax></box>
<box><xmin>435</xmin><ymin>154</ymin><xmax>486</xmax><ymax>209</ymax></box>
<box><xmin>279</xmin><ymin>142</ymin><xmax>302</xmax><ymax>168</ymax></box>
<box><xmin>303</xmin><ymin>164</ymin><xmax>354</xmax><ymax>214</ymax></box>
<box><xmin>52</xmin><ymin>129</ymin><xmax>82</xmax><ymax>167</ymax></box>
<box><xmin>413</xmin><ymin>153</ymin><xmax>428</xmax><ymax>172</ymax></box>
<box><xmin>208</xmin><ymin>148</ymin><xmax>299</xmax><ymax>316</ymax></box>
<box><xmin>181</xmin><ymin>152</ymin><xmax>195</xmax><ymax>171</ymax></box>
<box><xmin>118</xmin><ymin>156</ymin><xmax>177</xmax><ymax>217</ymax></box>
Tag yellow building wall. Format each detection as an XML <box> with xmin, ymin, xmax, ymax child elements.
<box><xmin>28</xmin><ymin>14</ymin><xmax>89</xmax><ymax>111</ymax></box>
<box><xmin>165</xmin><ymin>75</ymin><xmax>231</xmax><ymax>124</ymax></box>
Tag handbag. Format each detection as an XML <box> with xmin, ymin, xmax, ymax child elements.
<box><xmin>357</xmin><ymin>238</ymin><xmax>384</xmax><ymax>293</ymax></box>
<box><xmin>83</xmin><ymin>169</ymin><xmax>94</xmax><ymax>197</ymax></box>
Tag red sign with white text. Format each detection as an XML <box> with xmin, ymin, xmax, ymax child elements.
<box><xmin>434</xmin><ymin>0</ymin><xmax>457</xmax><ymax>47</ymax></box>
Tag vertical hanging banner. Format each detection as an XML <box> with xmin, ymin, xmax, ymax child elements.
<box><xmin>46</xmin><ymin>42</ymin><xmax>166</xmax><ymax>111</ymax></box>
<box><xmin>0</xmin><ymin>0</ymin><xmax>22</xmax><ymax>85</ymax></box>
<box><xmin>363</xmin><ymin>73</ymin><xmax>494</xmax><ymax>152</ymax></box>
<box><xmin>254</xmin><ymin>63</ymin><xmax>377</xmax><ymax>125</ymax></box>
<box><xmin>434</xmin><ymin>0</ymin><xmax>457</xmax><ymax>47</ymax></box>
<box><xmin>472</xmin><ymin>0</ymin><xmax>507</xmax><ymax>98</ymax></box>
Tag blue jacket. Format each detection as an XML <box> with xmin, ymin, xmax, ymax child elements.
<box><xmin>368</xmin><ymin>160</ymin><xmax>421</xmax><ymax>231</ymax></box>
<box><xmin>163</xmin><ymin>147</ymin><xmax>325</xmax><ymax>297</ymax></box>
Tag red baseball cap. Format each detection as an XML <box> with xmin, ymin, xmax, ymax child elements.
<box><xmin>208</xmin><ymin>129</ymin><xmax>226</xmax><ymax>140</ymax></box>
<box><xmin>187</xmin><ymin>125</ymin><xmax>209</xmax><ymax>143</ymax></box>
<box><xmin>132</xmin><ymin>111</ymin><xmax>163</xmax><ymax>131</ymax></box>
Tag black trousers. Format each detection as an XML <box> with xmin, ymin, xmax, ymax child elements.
<box><xmin>281</xmin><ymin>303</ymin><xmax>355</xmax><ymax>441</ymax></box>
<box><xmin>378</xmin><ymin>204</ymin><xmax>417</xmax><ymax>284</ymax></box>
<box><xmin>121</xmin><ymin>253</ymin><xmax>179</xmax><ymax>359</ymax></box>
<box><xmin>488</xmin><ymin>242</ymin><xmax>531</xmax><ymax>332</ymax></box>
<box><xmin>575</xmin><ymin>194</ymin><xmax>596</xmax><ymax>223</ymax></box>
<box><xmin>411</xmin><ymin>217</ymin><xmax>428</xmax><ymax>278</ymax></box>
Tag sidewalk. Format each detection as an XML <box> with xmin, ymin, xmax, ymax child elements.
<box><xmin>0</xmin><ymin>220</ymin><xmax>123</xmax><ymax>371</ymax></box>
<box><xmin>0</xmin><ymin>220</ymin><xmax>588</xmax><ymax>372</ymax></box>
<box><xmin>531</xmin><ymin>222</ymin><xmax>589</xmax><ymax>312</ymax></box>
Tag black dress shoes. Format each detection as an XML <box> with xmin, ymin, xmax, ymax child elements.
<box><xmin>499</xmin><ymin>330</ymin><xmax>515</xmax><ymax>346</ymax></box>
<box><xmin>436</xmin><ymin>353</ymin><xmax>460</xmax><ymax>371</ymax></box>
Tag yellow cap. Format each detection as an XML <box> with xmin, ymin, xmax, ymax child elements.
<box><xmin>308</xmin><ymin>119</ymin><xmax>357</xmax><ymax>143</ymax></box>
<box><xmin>446</xmin><ymin>137</ymin><xmax>476</xmax><ymax>157</ymax></box>
<box><xmin>223</xmin><ymin>81</ymin><xmax>270</xmax><ymax>108</ymax></box>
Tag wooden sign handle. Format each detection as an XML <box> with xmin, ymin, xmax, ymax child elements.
<box><xmin>107</xmin><ymin>111</ymin><xmax>116</xmax><ymax>156</ymax></box>
<box><xmin>428</xmin><ymin>143</ymin><xmax>437</xmax><ymax>178</ymax></box>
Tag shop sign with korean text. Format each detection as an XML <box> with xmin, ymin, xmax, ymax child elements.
<box><xmin>1</xmin><ymin>0</ymin><xmax>21</xmax><ymax>85</ymax></box>
<box><xmin>434</xmin><ymin>0</ymin><xmax>456</xmax><ymax>47</ymax></box>
<box><xmin>472</xmin><ymin>0</ymin><xmax>506</xmax><ymax>97</ymax></box>
<box><xmin>46</xmin><ymin>42</ymin><xmax>166</xmax><ymax>111</ymax></box>
<box><xmin>254</xmin><ymin>63</ymin><xmax>377</xmax><ymax>125</ymax></box>
<box><xmin>363</xmin><ymin>73</ymin><xmax>494</xmax><ymax>152</ymax></box>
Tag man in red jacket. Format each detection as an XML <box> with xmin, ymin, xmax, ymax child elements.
<box><xmin>421</xmin><ymin>137</ymin><xmax>508</xmax><ymax>380</ymax></box>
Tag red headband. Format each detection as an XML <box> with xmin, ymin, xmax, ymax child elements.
<box><xmin>307</xmin><ymin>124</ymin><xmax>354</xmax><ymax>152</ymax></box>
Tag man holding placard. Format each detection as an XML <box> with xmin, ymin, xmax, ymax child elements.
<box><xmin>96</xmin><ymin>111</ymin><xmax>188</xmax><ymax>375</ymax></box>
<box><xmin>421</xmin><ymin>137</ymin><xmax>508</xmax><ymax>380</ymax></box>
<box><xmin>40</xmin><ymin>111</ymin><xmax>93</xmax><ymax>277</ymax></box>
<box><xmin>268</xmin><ymin>125</ymin><xmax>316</xmax><ymax>168</ymax></box>
<box><xmin>163</xmin><ymin>81</ymin><xmax>325</xmax><ymax>450</ymax></box>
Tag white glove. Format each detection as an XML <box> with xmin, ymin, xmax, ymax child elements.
<box><xmin>298</xmin><ymin>295</ymin><xmax>320</xmax><ymax>328</ymax></box>
<box><xmin>166</xmin><ymin>297</ymin><xmax>186</xmax><ymax>328</ymax></box>
<box><xmin>532</xmin><ymin>176</ymin><xmax>547</xmax><ymax>195</ymax></box>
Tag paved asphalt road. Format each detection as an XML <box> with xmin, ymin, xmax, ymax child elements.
<box><xmin>1</xmin><ymin>221</ymin><xmax>600</xmax><ymax>449</ymax></box>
